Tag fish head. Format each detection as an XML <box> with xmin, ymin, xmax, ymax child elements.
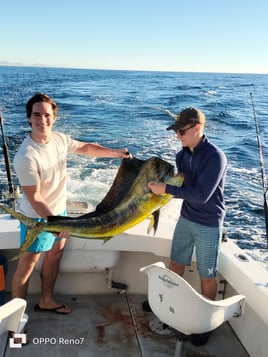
<box><xmin>146</xmin><ymin>157</ymin><xmax>174</xmax><ymax>182</ymax></box>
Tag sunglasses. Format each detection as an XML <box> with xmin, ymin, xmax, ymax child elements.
<box><xmin>176</xmin><ymin>124</ymin><xmax>196</xmax><ymax>136</ymax></box>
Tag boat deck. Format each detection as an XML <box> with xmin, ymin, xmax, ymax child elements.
<box><xmin>1</xmin><ymin>293</ymin><xmax>249</xmax><ymax>357</ymax></box>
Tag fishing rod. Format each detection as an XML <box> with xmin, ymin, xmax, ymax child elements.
<box><xmin>250</xmin><ymin>92</ymin><xmax>268</xmax><ymax>247</ymax></box>
<box><xmin>0</xmin><ymin>112</ymin><xmax>16</xmax><ymax>210</ymax></box>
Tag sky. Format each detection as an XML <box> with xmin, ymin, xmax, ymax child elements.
<box><xmin>1</xmin><ymin>0</ymin><xmax>268</xmax><ymax>74</ymax></box>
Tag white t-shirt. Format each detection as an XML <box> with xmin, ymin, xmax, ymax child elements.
<box><xmin>14</xmin><ymin>132</ymin><xmax>79</xmax><ymax>218</ymax></box>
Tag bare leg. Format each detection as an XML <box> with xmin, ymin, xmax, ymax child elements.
<box><xmin>12</xmin><ymin>252</ymin><xmax>41</xmax><ymax>299</ymax></box>
<box><xmin>170</xmin><ymin>260</ymin><xmax>217</xmax><ymax>300</ymax></box>
<box><xmin>38</xmin><ymin>238</ymin><xmax>70</xmax><ymax>313</ymax></box>
<box><xmin>201</xmin><ymin>277</ymin><xmax>217</xmax><ymax>300</ymax></box>
<box><xmin>169</xmin><ymin>260</ymin><xmax>185</xmax><ymax>276</ymax></box>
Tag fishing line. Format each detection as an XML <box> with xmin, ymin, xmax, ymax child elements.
<box><xmin>0</xmin><ymin>112</ymin><xmax>16</xmax><ymax>209</ymax></box>
<box><xmin>250</xmin><ymin>92</ymin><xmax>268</xmax><ymax>247</ymax></box>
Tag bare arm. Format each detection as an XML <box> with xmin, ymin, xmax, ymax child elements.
<box><xmin>22</xmin><ymin>184</ymin><xmax>69</xmax><ymax>238</ymax></box>
<box><xmin>22</xmin><ymin>183</ymin><xmax>53</xmax><ymax>220</ymax></box>
<box><xmin>74</xmin><ymin>142</ymin><xmax>129</xmax><ymax>158</ymax></box>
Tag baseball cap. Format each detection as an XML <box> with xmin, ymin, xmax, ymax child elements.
<box><xmin>166</xmin><ymin>107</ymin><xmax>206</xmax><ymax>131</ymax></box>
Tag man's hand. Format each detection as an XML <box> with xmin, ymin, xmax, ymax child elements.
<box><xmin>148</xmin><ymin>181</ymin><xmax>166</xmax><ymax>195</ymax></box>
<box><xmin>57</xmin><ymin>230</ymin><xmax>70</xmax><ymax>239</ymax></box>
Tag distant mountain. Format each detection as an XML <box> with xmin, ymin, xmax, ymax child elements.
<box><xmin>0</xmin><ymin>61</ymin><xmax>46</xmax><ymax>67</ymax></box>
<box><xmin>0</xmin><ymin>61</ymin><xmax>24</xmax><ymax>66</ymax></box>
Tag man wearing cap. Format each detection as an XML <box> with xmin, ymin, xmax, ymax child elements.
<box><xmin>148</xmin><ymin>107</ymin><xmax>227</xmax><ymax>304</ymax></box>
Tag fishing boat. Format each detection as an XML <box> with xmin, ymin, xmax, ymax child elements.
<box><xmin>0</xmin><ymin>198</ymin><xmax>267</xmax><ymax>357</ymax></box>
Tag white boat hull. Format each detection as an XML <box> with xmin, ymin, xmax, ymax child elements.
<box><xmin>1</xmin><ymin>200</ymin><xmax>267</xmax><ymax>357</ymax></box>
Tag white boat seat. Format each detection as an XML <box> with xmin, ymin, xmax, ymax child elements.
<box><xmin>140</xmin><ymin>262</ymin><xmax>246</xmax><ymax>356</ymax></box>
<box><xmin>0</xmin><ymin>298</ymin><xmax>28</xmax><ymax>335</ymax></box>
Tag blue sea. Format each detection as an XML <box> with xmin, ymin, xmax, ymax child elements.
<box><xmin>0</xmin><ymin>66</ymin><xmax>268</xmax><ymax>269</ymax></box>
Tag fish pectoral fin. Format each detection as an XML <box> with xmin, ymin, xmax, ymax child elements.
<box><xmin>147</xmin><ymin>210</ymin><xmax>160</xmax><ymax>235</ymax></box>
<box><xmin>147</xmin><ymin>215</ymin><xmax>154</xmax><ymax>234</ymax></box>
<box><xmin>101</xmin><ymin>236</ymin><xmax>113</xmax><ymax>244</ymax></box>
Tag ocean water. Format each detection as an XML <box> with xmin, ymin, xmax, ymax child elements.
<box><xmin>0</xmin><ymin>66</ymin><xmax>268</xmax><ymax>269</ymax></box>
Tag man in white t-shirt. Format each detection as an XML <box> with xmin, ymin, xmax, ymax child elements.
<box><xmin>12</xmin><ymin>93</ymin><xmax>130</xmax><ymax>314</ymax></box>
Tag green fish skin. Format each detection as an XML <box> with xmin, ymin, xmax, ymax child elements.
<box><xmin>0</xmin><ymin>156</ymin><xmax>184</xmax><ymax>254</ymax></box>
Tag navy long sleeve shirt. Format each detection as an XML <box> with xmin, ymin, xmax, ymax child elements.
<box><xmin>165</xmin><ymin>136</ymin><xmax>227</xmax><ymax>227</ymax></box>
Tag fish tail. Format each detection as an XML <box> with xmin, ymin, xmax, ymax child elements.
<box><xmin>0</xmin><ymin>203</ymin><xmax>45</xmax><ymax>254</ymax></box>
<box><xmin>0</xmin><ymin>203</ymin><xmax>37</xmax><ymax>228</ymax></box>
<box><xmin>9</xmin><ymin>254</ymin><xmax>19</xmax><ymax>262</ymax></box>
<box><xmin>19</xmin><ymin>226</ymin><xmax>45</xmax><ymax>253</ymax></box>
<box><xmin>9</xmin><ymin>229</ymin><xmax>41</xmax><ymax>261</ymax></box>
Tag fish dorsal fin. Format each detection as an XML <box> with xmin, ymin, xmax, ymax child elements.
<box><xmin>80</xmin><ymin>156</ymin><xmax>145</xmax><ymax>218</ymax></box>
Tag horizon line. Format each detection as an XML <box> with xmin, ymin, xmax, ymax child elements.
<box><xmin>0</xmin><ymin>62</ymin><xmax>267</xmax><ymax>76</ymax></box>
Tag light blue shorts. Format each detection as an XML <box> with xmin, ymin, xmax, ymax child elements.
<box><xmin>20</xmin><ymin>210</ymin><xmax>67</xmax><ymax>253</ymax></box>
<box><xmin>170</xmin><ymin>216</ymin><xmax>221</xmax><ymax>278</ymax></box>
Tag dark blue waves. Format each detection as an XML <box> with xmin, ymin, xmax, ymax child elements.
<box><xmin>0</xmin><ymin>66</ymin><xmax>268</xmax><ymax>265</ymax></box>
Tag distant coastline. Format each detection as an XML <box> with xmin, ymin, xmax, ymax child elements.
<box><xmin>1</xmin><ymin>61</ymin><xmax>268</xmax><ymax>76</ymax></box>
<box><xmin>0</xmin><ymin>61</ymin><xmax>46</xmax><ymax>68</ymax></box>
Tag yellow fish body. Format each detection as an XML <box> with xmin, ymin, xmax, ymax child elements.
<box><xmin>0</xmin><ymin>156</ymin><xmax>184</xmax><ymax>254</ymax></box>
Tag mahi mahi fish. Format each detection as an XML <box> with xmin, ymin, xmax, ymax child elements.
<box><xmin>0</xmin><ymin>156</ymin><xmax>184</xmax><ymax>253</ymax></box>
